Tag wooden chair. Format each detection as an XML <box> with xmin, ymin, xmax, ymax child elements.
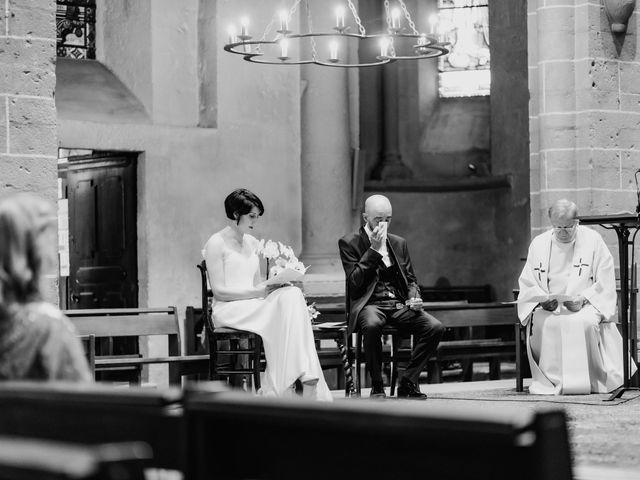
<box><xmin>346</xmin><ymin>283</ymin><xmax>407</xmax><ymax>396</ymax></box>
<box><xmin>197</xmin><ymin>261</ymin><xmax>263</xmax><ymax>391</ymax></box>
<box><xmin>0</xmin><ymin>436</ymin><xmax>152</xmax><ymax>480</ymax></box>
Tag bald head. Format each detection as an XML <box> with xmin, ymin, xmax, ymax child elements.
<box><xmin>363</xmin><ymin>195</ymin><xmax>392</xmax><ymax>231</ymax></box>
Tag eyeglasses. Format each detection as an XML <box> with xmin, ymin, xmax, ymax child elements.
<box><xmin>552</xmin><ymin>222</ymin><xmax>578</xmax><ymax>232</ymax></box>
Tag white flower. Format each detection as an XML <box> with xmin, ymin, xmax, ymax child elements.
<box><xmin>261</xmin><ymin>239</ymin><xmax>280</xmax><ymax>259</ymax></box>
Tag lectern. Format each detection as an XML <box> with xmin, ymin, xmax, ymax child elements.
<box><xmin>578</xmin><ymin>214</ymin><xmax>639</xmax><ymax>399</ymax></box>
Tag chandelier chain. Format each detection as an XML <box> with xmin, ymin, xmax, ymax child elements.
<box><xmin>304</xmin><ymin>0</ymin><xmax>318</xmax><ymax>61</ymax></box>
<box><xmin>383</xmin><ymin>0</ymin><xmax>396</xmax><ymax>57</ymax></box>
<box><xmin>399</xmin><ymin>0</ymin><xmax>419</xmax><ymax>35</ymax></box>
<box><xmin>347</xmin><ymin>0</ymin><xmax>366</xmax><ymax>36</ymax></box>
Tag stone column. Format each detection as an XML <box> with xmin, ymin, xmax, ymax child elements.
<box><xmin>299</xmin><ymin>7</ymin><xmax>353</xmax><ymax>294</ymax></box>
<box><xmin>371</xmin><ymin>62</ymin><xmax>412</xmax><ymax>179</ymax></box>
<box><xmin>0</xmin><ymin>0</ymin><xmax>58</xmax><ymax>302</ymax></box>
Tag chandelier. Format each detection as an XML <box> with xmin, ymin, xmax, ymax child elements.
<box><xmin>223</xmin><ymin>0</ymin><xmax>449</xmax><ymax>68</ymax></box>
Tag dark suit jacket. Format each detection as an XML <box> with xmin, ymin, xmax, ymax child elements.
<box><xmin>338</xmin><ymin>227</ymin><xmax>421</xmax><ymax>334</ymax></box>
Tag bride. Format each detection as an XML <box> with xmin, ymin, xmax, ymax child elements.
<box><xmin>202</xmin><ymin>188</ymin><xmax>333</xmax><ymax>401</ymax></box>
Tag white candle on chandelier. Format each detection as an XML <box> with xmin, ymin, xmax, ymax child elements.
<box><xmin>279</xmin><ymin>10</ymin><xmax>289</xmax><ymax>31</ymax></box>
<box><xmin>391</xmin><ymin>8</ymin><xmax>401</xmax><ymax>29</ymax></box>
<box><xmin>429</xmin><ymin>14</ymin><xmax>438</xmax><ymax>35</ymax></box>
<box><xmin>240</xmin><ymin>16</ymin><xmax>250</xmax><ymax>37</ymax></box>
<box><xmin>335</xmin><ymin>5</ymin><xmax>346</xmax><ymax>29</ymax></box>
<box><xmin>227</xmin><ymin>25</ymin><xmax>237</xmax><ymax>44</ymax></box>
<box><xmin>380</xmin><ymin>37</ymin><xmax>390</xmax><ymax>57</ymax></box>
<box><xmin>280</xmin><ymin>38</ymin><xmax>289</xmax><ymax>58</ymax></box>
<box><xmin>329</xmin><ymin>41</ymin><xmax>339</xmax><ymax>61</ymax></box>
<box><xmin>418</xmin><ymin>34</ymin><xmax>427</xmax><ymax>46</ymax></box>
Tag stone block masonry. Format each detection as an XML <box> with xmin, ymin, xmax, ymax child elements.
<box><xmin>1</xmin><ymin>0</ymin><xmax>58</xmax><ymax>302</ymax></box>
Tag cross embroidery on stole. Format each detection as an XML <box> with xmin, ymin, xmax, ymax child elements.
<box><xmin>573</xmin><ymin>258</ymin><xmax>589</xmax><ymax>276</ymax></box>
<box><xmin>534</xmin><ymin>262</ymin><xmax>546</xmax><ymax>281</ymax></box>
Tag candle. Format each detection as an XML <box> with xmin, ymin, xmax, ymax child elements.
<box><xmin>240</xmin><ymin>16</ymin><xmax>249</xmax><ymax>37</ymax></box>
<box><xmin>380</xmin><ymin>37</ymin><xmax>390</xmax><ymax>57</ymax></box>
<box><xmin>227</xmin><ymin>25</ymin><xmax>237</xmax><ymax>44</ymax></box>
<box><xmin>279</xmin><ymin>10</ymin><xmax>289</xmax><ymax>31</ymax></box>
<box><xmin>418</xmin><ymin>34</ymin><xmax>427</xmax><ymax>46</ymax></box>
<box><xmin>329</xmin><ymin>40</ymin><xmax>339</xmax><ymax>61</ymax></box>
<box><xmin>280</xmin><ymin>38</ymin><xmax>289</xmax><ymax>58</ymax></box>
<box><xmin>429</xmin><ymin>14</ymin><xmax>438</xmax><ymax>35</ymax></box>
<box><xmin>335</xmin><ymin>5</ymin><xmax>345</xmax><ymax>29</ymax></box>
<box><xmin>391</xmin><ymin>8</ymin><xmax>401</xmax><ymax>29</ymax></box>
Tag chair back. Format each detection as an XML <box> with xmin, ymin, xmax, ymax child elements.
<box><xmin>197</xmin><ymin>261</ymin><xmax>215</xmax><ymax>334</ymax></box>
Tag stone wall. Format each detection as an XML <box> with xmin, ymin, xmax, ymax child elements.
<box><xmin>528</xmin><ymin>0</ymin><xmax>640</xmax><ymax>263</ymax></box>
<box><xmin>0</xmin><ymin>0</ymin><xmax>58</xmax><ymax>302</ymax></box>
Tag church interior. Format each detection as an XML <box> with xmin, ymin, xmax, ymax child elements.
<box><xmin>1</xmin><ymin>0</ymin><xmax>639</xmax><ymax>478</ymax></box>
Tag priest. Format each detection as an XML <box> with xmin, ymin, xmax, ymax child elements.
<box><xmin>517</xmin><ymin>199</ymin><xmax>635</xmax><ymax>395</ymax></box>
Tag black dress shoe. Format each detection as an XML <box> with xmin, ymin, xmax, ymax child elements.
<box><xmin>370</xmin><ymin>384</ymin><xmax>387</xmax><ymax>399</ymax></box>
<box><xmin>397</xmin><ymin>379</ymin><xmax>427</xmax><ymax>400</ymax></box>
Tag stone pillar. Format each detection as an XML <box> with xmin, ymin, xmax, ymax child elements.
<box><xmin>299</xmin><ymin>7</ymin><xmax>353</xmax><ymax>295</ymax></box>
<box><xmin>371</xmin><ymin>62</ymin><xmax>412</xmax><ymax>179</ymax></box>
<box><xmin>0</xmin><ymin>0</ymin><xmax>58</xmax><ymax>302</ymax></box>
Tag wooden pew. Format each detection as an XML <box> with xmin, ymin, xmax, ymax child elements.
<box><xmin>0</xmin><ymin>436</ymin><xmax>151</xmax><ymax>480</ymax></box>
<box><xmin>424</xmin><ymin>302</ymin><xmax>518</xmax><ymax>383</ymax></box>
<box><xmin>184</xmin><ymin>391</ymin><xmax>573</xmax><ymax>480</ymax></box>
<box><xmin>64</xmin><ymin>307</ymin><xmax>210</xmax><ymax>385</ymax></box>
<box><xmin>0</xmin><ymin>382</ymin><xmax>184</xmax><ymax>471</ymax></box>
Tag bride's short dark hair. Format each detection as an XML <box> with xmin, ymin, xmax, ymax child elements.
<box><xmin>224</xmin><ymin>188</ymin><xmax>264</xmax><ymax>221</ymax></box>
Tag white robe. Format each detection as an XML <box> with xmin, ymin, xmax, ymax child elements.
<box><xmin>518</xmin><ymin>226</ymin><xmax>635</xmax><ymax>395</ymax></box>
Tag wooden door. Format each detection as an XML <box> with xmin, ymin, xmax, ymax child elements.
<box><xmin>60</xmin><ymin>153</ymin><xmax>138</xmax><ymax>310</ymax></box>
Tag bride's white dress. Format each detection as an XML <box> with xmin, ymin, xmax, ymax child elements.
<box><xmin>204</xmin><ymin>233</ymin><xmax>333</xmax><ymax>401</ymax></box>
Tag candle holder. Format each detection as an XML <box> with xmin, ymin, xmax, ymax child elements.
<box><xmin>223</xmin><ymin>0</ymin><xmax>449</xmax><ymax>68</ymax></box>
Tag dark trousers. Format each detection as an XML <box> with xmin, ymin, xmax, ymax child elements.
<box><xmin>358</xmin><ymin>305</ymin><xmax>444</xmax><ymax>385</ymax></box>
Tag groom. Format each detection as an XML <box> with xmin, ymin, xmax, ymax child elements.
<box><xmin>339</xmin><ymin>195</ymin><xmax>444</xmax><ymax>399</ymax></box>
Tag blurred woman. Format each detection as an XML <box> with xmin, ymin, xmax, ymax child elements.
<box><xmin>0</xmin><ymin>193</ymin><xmax>91</xmax><ymax>381</ymax></box>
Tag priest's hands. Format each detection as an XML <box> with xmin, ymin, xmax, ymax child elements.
<box><xmin>540</xmin><ymin>299</ymin><xmax>558</xmax><ymax>311</ymax></box>
<box><xmin>563</xmin><ymin>295</ymin><xmax>587</xmax><ymax>312</ymax></box>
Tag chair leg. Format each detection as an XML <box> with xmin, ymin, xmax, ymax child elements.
<box><xmin>355</xmin><ymin>331</ymin><xmax>362</xmax><ymax>395</ymax></box>
<box><xmin>209</xmin><ymin>334</ymin><xmax>218</xmax><ymax>381</ymax></box>
<box><xmin>253</xmin><ymin>335</ymin><xmax>262</xmax><ymax>392</ymax></box>
<box><xmin>390</xmin><ymin>334</ymin><xmax>399</xmax><ymax>396</ymax></box>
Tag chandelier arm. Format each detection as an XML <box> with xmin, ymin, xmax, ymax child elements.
<box><xmin>399</xmin><ymin>0</ymin><xmax>419</xmax><ymax>35</ymax></box>
<box><xmin>347</xmin><ymin>0</ymin><xmax>366</xmax><ymax>36</ymax></box>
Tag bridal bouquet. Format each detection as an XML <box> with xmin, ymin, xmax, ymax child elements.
<box><xmin>255</xmin><ymin>239</ymin><xmax>319</xmax><ymax>321</ymax></box>
<box><xmin>256</xmin><ymin>239</ymin><xmax>306</xmax><ymax>279</ymax></box>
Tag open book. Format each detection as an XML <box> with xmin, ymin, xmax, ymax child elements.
<box><xmin>257</xmin><ymin>267</ymin><xmax>306</xmax><ymax>287</ymax></box>
<box><xmin>509</xmin><ymin>293</ymin><xmax>574</xmax><ymax>305</ymax></box>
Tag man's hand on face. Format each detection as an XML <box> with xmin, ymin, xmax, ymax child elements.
<box><xmin>540</xmin><ymin>299</ymin><xmax>558</xmax><ymax>312</ymax></box>
<box><xmin>563</xmin><ymin>295</ymin><xmax>586</xmax><ymax>313</ymax></box>
<box><xmin>370</xmin><ymin>224</ymin><xmax>385</xmax><ymax>251</ymax></box>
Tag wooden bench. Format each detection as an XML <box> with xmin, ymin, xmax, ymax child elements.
<box><xmin>0</xmin><ymin>436</ymin><xmax>151</xmax><ymax>480</ymax></box>
<box><xmin>0</xmin><ymin>382</ymin><xmax>185</xmax><ymax>471</ymax></box>
<box><xmin>64</xmin><ymin>307</ymin><xmax>210</xmax><ymax>385</ymax></box>
<box><xmin>184</xmin><ymin>390</ymin><xmax>573</xmax><ymax>480</ymax></box>
<box><xmin>313</xmin><ymin>301</ymin><xmax>519</xmax><ymax>388</ymax></box>
<box><xmin>424</xmin><ymin>302</ymin><xmax>518</xmax><ymax>383</ymax></box>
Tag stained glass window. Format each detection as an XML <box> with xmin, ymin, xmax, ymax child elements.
<box><xmin>56</xmin><ymin>1</ymin><xmax>96</xmax><ymax>59</ymax></box>
<box><xmin>438</xmin><ymin>0</ymin><xmax>490</xmax><ymax>98</ymax></box>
